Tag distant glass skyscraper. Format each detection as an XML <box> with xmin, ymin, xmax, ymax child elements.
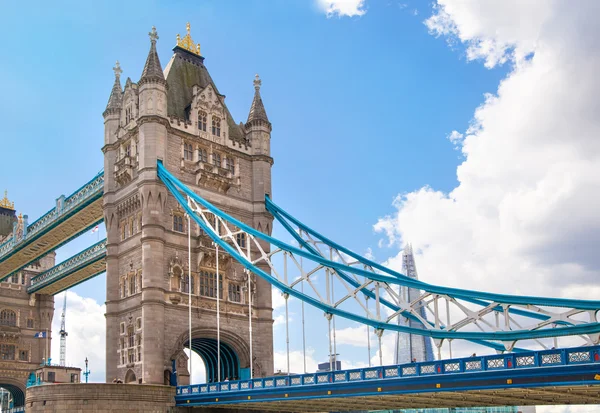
<box><xmin>394</xmin><ymin>244</ymin><xmax>435</xmax><ymax>364</ymax></box>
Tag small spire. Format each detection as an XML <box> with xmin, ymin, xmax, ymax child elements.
<box><xmin>140</xmin><ymin>26</ymin><xmax>165</xmax><ymax>83</ymax></box>
<box><xmin>104</xmin><ymin>61</ymin><xmax>123</xmax><ymax>114</ymax></box>
<box><xmin>0</xmin><ymin>190</ymin><xmax>15</xmax><ymax>211</ymax></box>
<box><xmin>247</xmin><ymin>74</ymin><xmax>269</xmax><ymax>124</ymax></box>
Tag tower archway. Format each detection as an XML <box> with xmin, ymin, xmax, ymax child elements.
<box><xmin>176</xmin><ymin>328</ymin><xmax>251</xmax><ymax>383</ymax></box>
<box><xmin>0</xmin><ymin>378</ymin><xmax>26</xmax><ymax>408</ymax></box>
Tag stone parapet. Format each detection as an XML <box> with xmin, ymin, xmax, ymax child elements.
<box><xmin>25</xmin><ymin>383</ymin><xmax>176</xmax><ymax>412</ymax></box>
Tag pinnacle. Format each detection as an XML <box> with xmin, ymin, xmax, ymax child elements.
<box><xmin>247</xmin><ymin>74</ymin><xmax>269</xmax><ymax>124</ymax></box>
<box><xmin>105</xmin><ymin>61</ymin><xmax>123</xmax><ymax>113</ymax></box>
<box><xmin>140</xmin><ymin>26</ymin><xmax>165</xmax><ymax>83</ymax></box>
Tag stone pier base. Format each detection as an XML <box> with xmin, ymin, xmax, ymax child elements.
<box><xmin>25</xmin><ymin>383</ymin><xmax>177</xmax><ymax>412</ymax></box>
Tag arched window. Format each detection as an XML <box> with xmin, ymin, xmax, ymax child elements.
<box><xmin>184</xmin><ymin>143</ymin><xmax>193</xmax><ymax>161</ymax></box>
<box><xmin>198</xmin><ymin>148</ymin><xmax>208</xmax><ymax>163</ymax></box>
<box><xmin>212</xmin><ymin>116</ymin><xmax>221</xmax><ymax>137</ymax></box>
<box><xmin>198</xmin><ymin>111</ymin><xmax>207</xmax><ymax>132</ymax></box>
<box><xmin>213</xmin><ymin>152</ymin><xmax>221</xmax><ymax>168</ymax></box>
<box><xmin>0</xmin><ymin>309</ymin><xmax>16</xmax><ymax>327</ymax></box>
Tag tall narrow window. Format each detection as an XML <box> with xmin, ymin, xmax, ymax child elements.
<box><xmin>184</xmin><ymin>143</ymin><xmax>193</xmax><ymax>161</ymax></box>
<box><xmin>228</xmin><ymin>284</ymin><xmax>241</xmax><ymax>303</ymax></box>
<box><xmin>213</xmin><ymin>152</ymin><xmax>221</xmax><ymax>168</ymax></box>
<box><xmin>173</xmin><ymin>215</ymin><xmax>184</xmax><ymax>233</ymax></box>
<box><xmin>129</xmin><ymin>274</ymin><xmax>137</xmax><ymax>295</ymax></box>
<box><xmin>212</xmin><ymin>117</ymin><xmax>221</xmax><ymax>137</ymax></box>
<box><xmin>125</xmin><ymin>144</ymin><xmax>131</xmax><ymax>158</ymax></box>
<box><xmin>0</xmin><ymin>310</ymin><xmax>16</xmax><ymax>327</ymax></box>
<box><xmin>129</xmin><ymin>218</ymin><xmax>134</xmax><ymax>237</ymax></box>
<box><xmin>19</xmin><ymin>350</ymin><xmax>28</xmax><ymax>361</ymax></box>
<box><xmin>198</xmin><ymin>111</ymin><xmax>207</xmax><ymax>132</ymax></box>
<box><xmin>198</xmin><ymin>148</ymin><xmax>208</xmax><ymax>163</ymax></box>
<box><xmin>190</xmin><ymin>275</ymin><xmax>195</xmax><ymax>295</ymax></box>
<box><xmin>128</xmin><ymin>326</ymin><xmax>135</xmax><ymax>348</ymax></box>
<box><xmin>181</xmin><ymin>275</ymin><xmax>189</xmax><ymax>293</ymax></box>
<box><xmin>236</xmin><ymin>233</ymin><xmax>246</xmax><ymax>248</ymax></box>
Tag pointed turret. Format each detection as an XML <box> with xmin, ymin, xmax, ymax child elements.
<box><xmin>103</xmin><ymin>61</ymin><xmax>123</xmax><ymax>117</ymax></box>
<box><xmin>140</xmin><ymin>26</ymin><xmax>165</xmax><ymax>85</ymax></box>
<box><xmin>246</xmin><ymin>74</ymin><xmax>270</xmax><ymax>125</ymax></box>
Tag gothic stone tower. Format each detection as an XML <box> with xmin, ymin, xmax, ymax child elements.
<box><xmin>0</xmin><ymin>193</ymin><xmax>55</xmax><ymax>406</ymax></box>
<box><xmin>102</xmin><ymin>25</ymin><xmax>274</xmax><ymax>385</ymax></box>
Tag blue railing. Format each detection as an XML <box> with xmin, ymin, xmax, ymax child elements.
<box><xmin>176</xmin><ymin>345</ymin><xmax>600</xmax><ymax>397</ymax></box>
<box><xmin>28</xmin><ymin>238</ymin><xmax>107</xmax><ymax>293</ymax></box>
<box><xmin>5</xmin><ymin>408</ymin><xmax>25</xmax><ymax>413</ymax></box>
<box><xmin>0</xmin><ymin>171</ymin><xmax>104</xmax><ymax>260</ymax></box>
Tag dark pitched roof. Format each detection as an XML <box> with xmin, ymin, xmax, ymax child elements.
<box><xmin>165</xmin><ymin>47</ymin><xmax>245</xmax><ymax>143</ymax></box>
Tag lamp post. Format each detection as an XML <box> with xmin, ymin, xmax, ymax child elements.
<box><xmin>83</xmin><ymin>357</ymin><xmax>91</xmax><ymax>383</ymax></box>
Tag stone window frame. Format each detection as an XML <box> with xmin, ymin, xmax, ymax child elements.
<box><xmin>224</xmin><ymin>156</ymin><xmax>235</xmax><ymax>175</ymax></box>
<box><xmin>120</xmin><ymin>322</ymin><xmax>126</xmax><ymax>335</ymax></box>
<box><xmin>199</xmin><ymin>270</ymin><xmax>223</xmax><ymax>299</ymax></box>
<box><xmin>198</xmin><ymin>110</ymin><xmax>207</xmax><ymax>132</ymax></box>
<box><xmin>26</xmin><ymin>318</ymin><xmax>34</xmax><ymax>329</ymax></box>
<box><xmin>212</xmin><ymin>151</ymin><xmax>222</xmax><ymax>168</ymax></box>
<box><xmin>0</xmin><ymin>309</ymin><xmax>17</xmax><ymax>327</ymax></box>
<box><xmin>228</xmin><ymin>283</ymin><xmax>242</xmax><ymax>303</ymax></box>
<box><xmin>173</xmin><ymin>213</ymin><xmax>185</xmax><ymax>233</ymax></box>
<box><xmin>183</xmin><ymin>142</ymin><xmax>194</xmax><ymax>161</ymax></box>
<box><xmin>198</xmin><ymin>146</ymin><xmax>208</xmax><ymax>163</ymax></box>
<box><xmin>19</xmin><ymin>349</ymin><xmax>28</xmax><ymax>361</ymax></box>
<box><xmin>212</xmin><ymin>116</ymin><xmax>221</xmax><ymax>137</ymax></box>
<box><xmin>236</xmin><ymin>233</ymin><xmax>246</xmax><ymax>248</ymax></box>
<box><xmin>0</xmin><ymin>344</ymin><xmax>15</xmax><ymax>360</ymax></box>
<box><xmin>136</xmin><ymin>317</ymin><xmax>142</xmax><ymax>330</ymax></box>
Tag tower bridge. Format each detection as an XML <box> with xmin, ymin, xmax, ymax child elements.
<box><xmin>0</xmin><ymin>23</ymin><xmax>599</xmax><ymax>412</ymax></box>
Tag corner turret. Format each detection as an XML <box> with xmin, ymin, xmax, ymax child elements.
<box><xmin>245</xmin><ymin>74</ymin><xmax>272</xmax><ymax>157</ymax></box>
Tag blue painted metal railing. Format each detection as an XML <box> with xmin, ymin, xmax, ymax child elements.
<box><xmin>176</xmin><ymin>345</ymin><xmax>600</xmax><ymax>397</ymax></box>
<box><xmin>28</xmin><ymin>239</ymin><xmax>107</xmax><ymax>293</ymax></box>
<box><xmin>0</xmin><ymin>171</ymin><xmax>104</xmax><ymax>261</ymax></box>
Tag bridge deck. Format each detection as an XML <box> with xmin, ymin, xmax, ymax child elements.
<box><xmin>0</xmin><ymin>173</ymin><xmax>104</xmax><ymax>279</ymax></box>
<box><xmin>27</xmin><ymin>239</ymin><xmax>107</xmax><ymax>295</ymax></box>
<box><xmin>176</xmin><ymin>346</ymin><xmax>600</xmax><ymax>410</ymax></box>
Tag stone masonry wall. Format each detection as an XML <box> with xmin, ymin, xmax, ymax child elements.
<box><xmin>25</xmin><ymin>383</ymin><xmax>177</xmax><ymax>413</ymax></box>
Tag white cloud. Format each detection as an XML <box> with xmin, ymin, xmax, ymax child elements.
<box><xmin>51</xmin><ymin>291</ymin><xmax>105</xmax><ymax>382</ymax></box>
<box><xmin>373</xmin><ymin>1</ymin><xmax>600</xmax><ymax>411</ymax></box>
<box><xmin>446</xmin><ymin>130</ymin><xmax>464</xmax><ymax>149</ymax></box>
<box><xmin>316</xmin><ymin>0</ymin><xmax>367</xmax><ymax>18</ymax></box>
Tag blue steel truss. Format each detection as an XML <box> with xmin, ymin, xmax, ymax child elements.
<box><xmin>0</xmin><ymin>171</ymin><xmax>104</xmax><ymax>278</ymax></box>
<box><xmin>28</xmin><ymin>239</ymin><xmax>107</xmax><ymax>294</ymax></box>
<box><xmin>157</xmin><ymin>162</ymin><xmax>600</xmax><ymax>349</ymax></box>
<box><xmin>176</xmin><ymin>345</ymin><xmax>600</xmax><ymax>408</ymax></box>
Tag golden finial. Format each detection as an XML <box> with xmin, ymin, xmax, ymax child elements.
<box><xmin>176</xmin><ymin>22</ymin><xmax>201</xmax><ymax>56</ymax></box>
<box><xmin>18</xmin><ymin>213</ymin><xmax>23</xmax><ymax>223</ymax></box>
<box><xmin>0</xmin><ymin>190</ymin><xmax>15</xmax><ymax>211</ymax></box>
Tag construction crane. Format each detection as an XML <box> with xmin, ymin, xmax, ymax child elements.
<box><xmin>59</xmin><ymin>293</ymin><xmax>68</xmax><ymax>366</ymax></box>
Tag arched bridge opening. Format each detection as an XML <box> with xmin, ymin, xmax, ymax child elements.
<box><xmin>0</xmin><ymin>382</ymin><xmax>25</xmax><ymax>409</ymax></box>
<box><xmin>184</xmin><ymin>338</ymin><xmax>241</xmax><ymax>383</ymax></box>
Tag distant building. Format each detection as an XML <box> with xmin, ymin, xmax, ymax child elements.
<box><xmin>394</xmin><ymin>245</ymin><xmax>435</xmax><ymax>364</ymax></box>
<box><xmin>33</xmin><ymin>364</ymin><xmax>81</xmax><ymax>385</ymax></box>
<box><xmin>317</xmin><ymin>356</ymin><xmax>342</xmax><ymax>372</ymax></box>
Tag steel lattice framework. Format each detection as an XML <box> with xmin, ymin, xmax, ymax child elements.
<box><xmin>160</xmin><ymin>162</ymin><xmax>600</xmax><ymax>352</ymax></box>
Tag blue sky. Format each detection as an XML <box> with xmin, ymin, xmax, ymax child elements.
<box><xmin>1</xmin><ymin>0</ymin><xmax>516</xmax><ymax>382</ymax></box>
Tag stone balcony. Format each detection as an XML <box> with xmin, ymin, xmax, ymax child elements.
<box><xmin>114</xmin><ymin>155</ymin><xmax>137</xmax><ymax>186</ymax></box>
<box><xmin>195</xmin><ymin>161</ymin><xmax>240</xmax><ymax>193</ymax></box>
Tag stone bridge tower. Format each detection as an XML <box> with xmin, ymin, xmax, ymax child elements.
<box><xmin>0</xmin><ymin>193</ymin><xmax>55</xmax><ymax>407</ymax></box>
<box><xmin>102</xmin><ymin>24</ymin><xmax>274</xmax><ymax>385</ymax></box>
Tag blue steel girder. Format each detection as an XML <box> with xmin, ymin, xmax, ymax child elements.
<box><xmin>176</xmin><ymin>346</ymin><xmax>600</xmax><ymax>411</ymax></box>
<box><xmin>27</xmin><ymin>239</ymin><xmax>107</xmax><ymax>295</ymax></box>
<box><xmin>0</xmin><ymin>172</ymin><xmax>104</xmax><ymax>279</ymax></box>
<box><xmin>157</xmin><ymin>162</ymin><xmax>600</xmax><ymax>348</ymax></box>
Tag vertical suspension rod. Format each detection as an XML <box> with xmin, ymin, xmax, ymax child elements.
<box><xmin>188</xmin><ymin>212</ymin><xmax>193</xmax><ymax>381</ymax></box>
<box><xmin>247</xmin><ymin>237</ymin><xmax>253</xmax><ymax>379</ymax></box>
